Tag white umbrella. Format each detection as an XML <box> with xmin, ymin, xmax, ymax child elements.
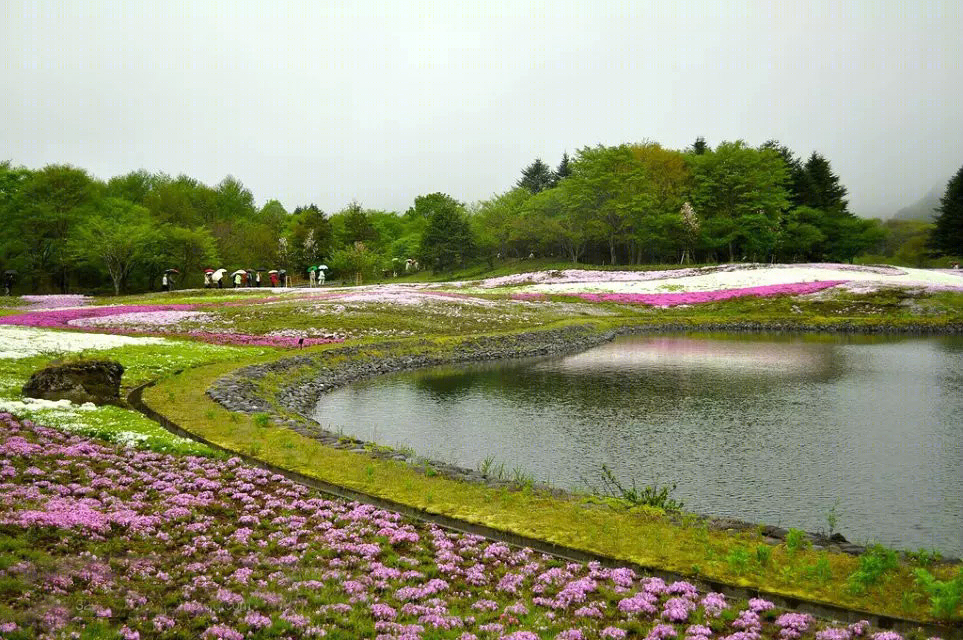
<box><xmin>268</xmin><ymin>269</ymin><xmax>278</xmax><ymax>274</ymax></box>
<box><xmin>231</xmin><ymin>269</ymin><xmax>247</xmax><ymax>277</ymax></box>
<box><xmin>317</xmin><ymin>264</ymin><xmax>329</xmax><ymax>270</ymax></box>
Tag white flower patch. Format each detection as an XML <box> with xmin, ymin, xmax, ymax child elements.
<box><xmin>66</xmin><ymin>310</ymin><xmax>216</xmax><ymax>328</ymax></box>
<box><xmin>0</xmin><ymin>326</ymin><xmax>170</xmax><ymax>360</ymax></box>
<box><xmin>326</xmin><ymin>289</ymin><xmax>500</xmax><ymax>307</ymax></box>
<box><xmin>0</xmin><ymin>397</ymin><xmax>98</xmax><ymax>413</ymax></box>
<box><xmin>500</xmin><ymin>265</ymin><xmax>963</xmax><ymax>296</ymax></box>
<box><xmin>20</xmin><ymin>294</ymin><xmax>91</xmax><ymax>310</ymax></box>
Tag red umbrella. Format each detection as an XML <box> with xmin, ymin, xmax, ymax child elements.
<box><xmin>204</xmin><ymin>268</ymin><xmax>215</xmax><ymax>273</ymax></box>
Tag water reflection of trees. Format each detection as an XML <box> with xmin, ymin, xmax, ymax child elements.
<box><xmin>410</xmin><ymin>335</ymin><xmax>846</xmax><ymax>411</ymax></box>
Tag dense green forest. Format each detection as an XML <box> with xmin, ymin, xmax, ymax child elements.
<box><xmin>0</xmin><ymin>140</ymin><xmax>956</xmax><ymax>294</ymax></box>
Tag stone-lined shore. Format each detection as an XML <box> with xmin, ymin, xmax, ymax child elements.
<box><xmin>206</xmin><ymin>321</ymin><xmax>963</xmax><ymax>560</ymax></box>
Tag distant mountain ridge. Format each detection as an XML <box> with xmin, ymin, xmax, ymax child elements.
<box><xmin>892</xmin><ymin>182</ymin><xmax>943</xmax><ymax>221</ymax></box>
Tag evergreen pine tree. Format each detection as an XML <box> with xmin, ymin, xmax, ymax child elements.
<box><xmin>799</xmin><ymin>152</ymin><xmax>849</xmax><ymax>212</ymax></box>
<box><xmin>929</xmin><ymin>165</ymin><xmax>963</xmax><ymax>257</ymax></box>
<box><xmin>517</xmin><ymin>159</ymin><xmax>555</xmax><ymax>193</ymax></box>
<box><xmin>552</xmin><ymin>152</ymin><xmax>572</xmax><ymax>186</ymax></box>
<box><xmin>691</xmin><ymin>136</ymin><xmax>708</xmax><ymax>155</ymax></box>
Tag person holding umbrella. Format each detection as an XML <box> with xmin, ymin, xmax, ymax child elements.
<box><xmin>204</xmin><ymin>268</ymin><xmax>214</xmax><ymax>288</ymax></box>
<box><xmin>3</xmin><ymin>270</ymin><xmax>16</xmax><ymax>296</ymax></box>
<box><xmin>308</xmin><ymin>266</ymin><xmax>316</xmax><ymax>287</ymax></box>
<box><xmin>212</xmin><ymin>268</ymin><xmax>226</xmax><ymax>288</ymax></box>
<box><xmin>162</xmin><ymin>269</ymin><xmax>179</xmax><ymax>292</ymax></box>
<box><xmin>232</xmin><ymin>269</ymin><xmax>245</xmax><ymax>288</ymax></box>
<box><xmin>317</xmin><ymin>264</ymin><xmax>328</xmax><ymax>286</ymax></box>
<box><xmin>279</xmin><ymin>269</ymin><xmax>287</xmax><ymax>287</ymax></box>
<box><xmin>269</xmin><ymin>270</ymin><xmax>279</xmax><ymax>287</ymax></box>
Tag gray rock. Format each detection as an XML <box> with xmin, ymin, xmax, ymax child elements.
<box><xmin>22</xmin><ymin>360</ymin><xmax>125</xmax><ymax>406</ymax></box>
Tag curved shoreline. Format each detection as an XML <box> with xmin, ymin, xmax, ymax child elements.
<box><xmin>129</xmin><ymin>379</ymin><xmax>962</xmax><ymax>638</ymax></box>
<box><xmin>206</xmin><ymin>320</ymin><xmax>963</xmax><ymax>561</ymax></box>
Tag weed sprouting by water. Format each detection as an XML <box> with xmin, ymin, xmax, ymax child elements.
<box><xmin>592</xmin><ymin>464</ymin><xmax>685</xmax><ymax>512</ymax></box>
<box><xmin>914</xmin><ymin>567</ymin><xmax>963</xmax><ymax>619</ymax></box>
<box><xmin>785</xmin><ymin>528</ymin><xmax>811</xmax><ymax>554</ymax></box>
<box><xmin>847</xmin><ymin>544</ymin><xmax>899</xmax><ymax>595</ymax></box>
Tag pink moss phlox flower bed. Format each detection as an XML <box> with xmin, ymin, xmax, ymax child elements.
<box><xmin>0</xmin><ymin>304</ymin><xmax>201</xmax><ymax>328</ymax></box>
<box><xmin>0</xmin><ymin>303</ymin><xmax>343</xmax><ymax>348</ymax></box>
<box><xmin>0</xmin><ymin>414</ymin><xmax>930</xmax><ymax>640</ymax></box>
<box><xmin>572</xmin><ymin>281</ymin><xmax>848</xmax><ymax>307</ymax></box>
<box><xmin>19</xmin><ymin>294</ymin><xmax>91</xmax><ymax>310</ymax></box>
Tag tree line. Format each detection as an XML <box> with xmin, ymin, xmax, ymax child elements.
<box><xmin>1</xmin><ymin>140</ymin><xmax>958</xmax><ymax>294</ymax></box>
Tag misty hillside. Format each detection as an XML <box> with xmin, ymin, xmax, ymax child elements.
<box><xmin>892</xmin><ymin>182</ymin><xmax>944</xmax><ymax>221</ymax></box>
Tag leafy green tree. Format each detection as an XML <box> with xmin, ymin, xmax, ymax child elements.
<box><xmin>214</xmin><ymin>175</ymin><xmax>256</xmax><ymax>221</ymax></box>
<box><xmin>107</xmin><ymin>170</ymin><xmax>157</xmax><ymax>205</ymax></box>
<box><xmin>144</xmin><ymin>174</ymin><xmax>217</xmax><ymax>228</ymax></box>
<box><xmin>566</xmin><ymin>145</ymin><xmax>654</xmax><ymax>265</ymax></box>
<box><xmin>929</xmin><ymin>165</ymin><xmax>963</xmax><ymax>258</ymax></box>
<box><xmin>329</xmin><ymin>241</ymin><xmax>382</xmax><ymax>285</ymax></box>
<box><xmin>517</xmin><ymin>158</ymin><xmax>555</xmax><ymax>194</ymax></box>
<box><xmin>288</xmin><ymin>205</ymin><xmax>332</xmax><ymax>272</ymax></box>
<box><xmin>418</xmin><ymin>194</ymin><xmax>474</xmax><ymax>271</ymax></box>
<box><xmin>530</xmin><ymin>183</ymin><xmax>594</xmax><ymax>263</ymax></box>
<box><xmin>777</xmin><ymin>207</ymin><xmax>827</xmax><ymax>262</ymax></box>
<box><xmin>160</xmin><ymin>226</ymin><xmax>220</xmax><ymax>287</ymax></box>
<box><xmin>691</xmin><ymin>136</ymin><xmax>708</xmax><ymax>155</ymax></box>
<box><xmin>688</xmin><ymin>141</ymin><xmax>790</xmax><ymax>262</ymax></box>
<box><xmin>68</xmin><ymin>198</ymin><xmax>157</xmax><ymax>295</ymax></box>
<box><xmin>13</xmin><ymin>164</ymin><xmax>102</xmax><ymax>291</ymax></box>
<box><xmin>470</xmin><ymin>188</ymin><xmax>532</xmax><ymax>259</ymax></box>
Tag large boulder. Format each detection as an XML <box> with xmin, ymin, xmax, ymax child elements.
<box><xmin>22</xmin><ymin>360</ymin><xmax>125</xmax><ymax>406</ymax></box>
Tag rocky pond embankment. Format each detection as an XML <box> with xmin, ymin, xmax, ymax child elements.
<box><xmin>203</xmin><ymin>322</ymin><xmax>953</xmax><ymax>558</ymax></box>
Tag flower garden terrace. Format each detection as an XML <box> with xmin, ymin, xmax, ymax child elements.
<box><xmin>2</xmin><ymin>264</ymin><xmax>963</xmax><ymax>343</ymax></box>
<box><xmin>0</xmin><ymin>414</ymin><xmax>953</xmax><ymax>639</ymax></box>
<box><xmin>1</xmin><ymin>264</ymin><xmax>962</xmax><ymax>634</ymax></box>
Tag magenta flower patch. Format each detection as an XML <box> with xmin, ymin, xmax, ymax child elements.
<box><xmin>0</xmin><ymin>413</ymin><xmax>926</xmax><ymax>639</ymax></box>
<box><xmin>572</xmin><ymin>280</ymin><xmax>847</xmax><ymax>307</ymax></box>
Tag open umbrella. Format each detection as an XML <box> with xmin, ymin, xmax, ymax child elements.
<box><xmin>307</xmin><ymin>266</ymin><xmax>317</xmax><ymax>272</ymax></box>
<box><xmin>254</xmin><ymin>267</ymin><xmax>268</xmax><ymax>272</ymax></box>
<box><xmin>3</xmin><ymin>270</ymin><xmax>16</xmax><ymax>276</ymax></box>
<box><xmin>268</xmin><ymin>269</ymin><xmax>278</xmax><ymax>274</ymax></box>
<box><xmin>164</xmin><ymin>268</ymin><xmax>180</xmax><ymax>274</ymax></box>
<box><xmin>213</xmin><ymin>268</ymin><xmax>226</xmax><ymax>277</ymax></box>
<box><xmin>317</xmin><ymin>264</ymin><xmax>329</xmax><ymax>270</ymax></box>
<box><xmin>204</xmin><ymin>268</ymin><xmax>215</xmax><ymax>274</ymax></box>
<box><xmin>231</xmin><ymin>270</ymin><xmax>246</xmax><ymax>277</ymax></box>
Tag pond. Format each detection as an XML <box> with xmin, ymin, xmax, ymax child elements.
<box><xmin>312</xmin><ymin>333</ymin><xmax>963</xmax><ymax>556</ymax></box>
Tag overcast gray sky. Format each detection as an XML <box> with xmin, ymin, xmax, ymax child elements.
<box><xmin>3</xmin><ymin>0</ymin><xmax>961</xmax><ymax>217</ymax></box>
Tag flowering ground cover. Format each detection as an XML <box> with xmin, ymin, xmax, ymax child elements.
<box><xmin>0</xmin><ymin>303</ymin><xmax>343</xmax><ymax>349</ymax></box>
<box><xmin>472</xmin><ymin>265</ymin><xmax>963</xmax><ymax>296</ymax></box>
<box><xmin>567</xmin><ymin>282</ymin><xmax>847</xmax><ymax>308</ymax></box>
<box><xmin>0</xmin><ymin>329</ymin><xmax>274</xmax><ymax>457</ymax></box>
<box><xmin>0</xmin><ymin>414</ymin><xmax>942</xmax><ymax>640</ymax></box>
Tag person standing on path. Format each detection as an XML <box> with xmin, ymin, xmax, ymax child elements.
<box><xmin>309</xmin><ymin>268</ymin><xmax>316</xmax><ymax>287</ymax></box>
<box><xmin>161</xmin><ymin>272</ymin><xmax>169</xmax><ymax>292</ymax></box>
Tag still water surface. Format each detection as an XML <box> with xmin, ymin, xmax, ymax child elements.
<box><xmin>313</xmin><ymin>333</ymin><xmax>963</xmax><ymax>555</ymax></box>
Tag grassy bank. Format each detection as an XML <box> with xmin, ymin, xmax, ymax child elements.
<box><xmin>143</xmin><ymin>331</ymin><xmax>961</xmax><ymax>623</ymax></box>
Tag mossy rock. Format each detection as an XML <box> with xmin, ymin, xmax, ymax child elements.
<box><xmin>21</xmin><ymin>359</ymin><xmax>125</xmax><ymax>406</ymax></box>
